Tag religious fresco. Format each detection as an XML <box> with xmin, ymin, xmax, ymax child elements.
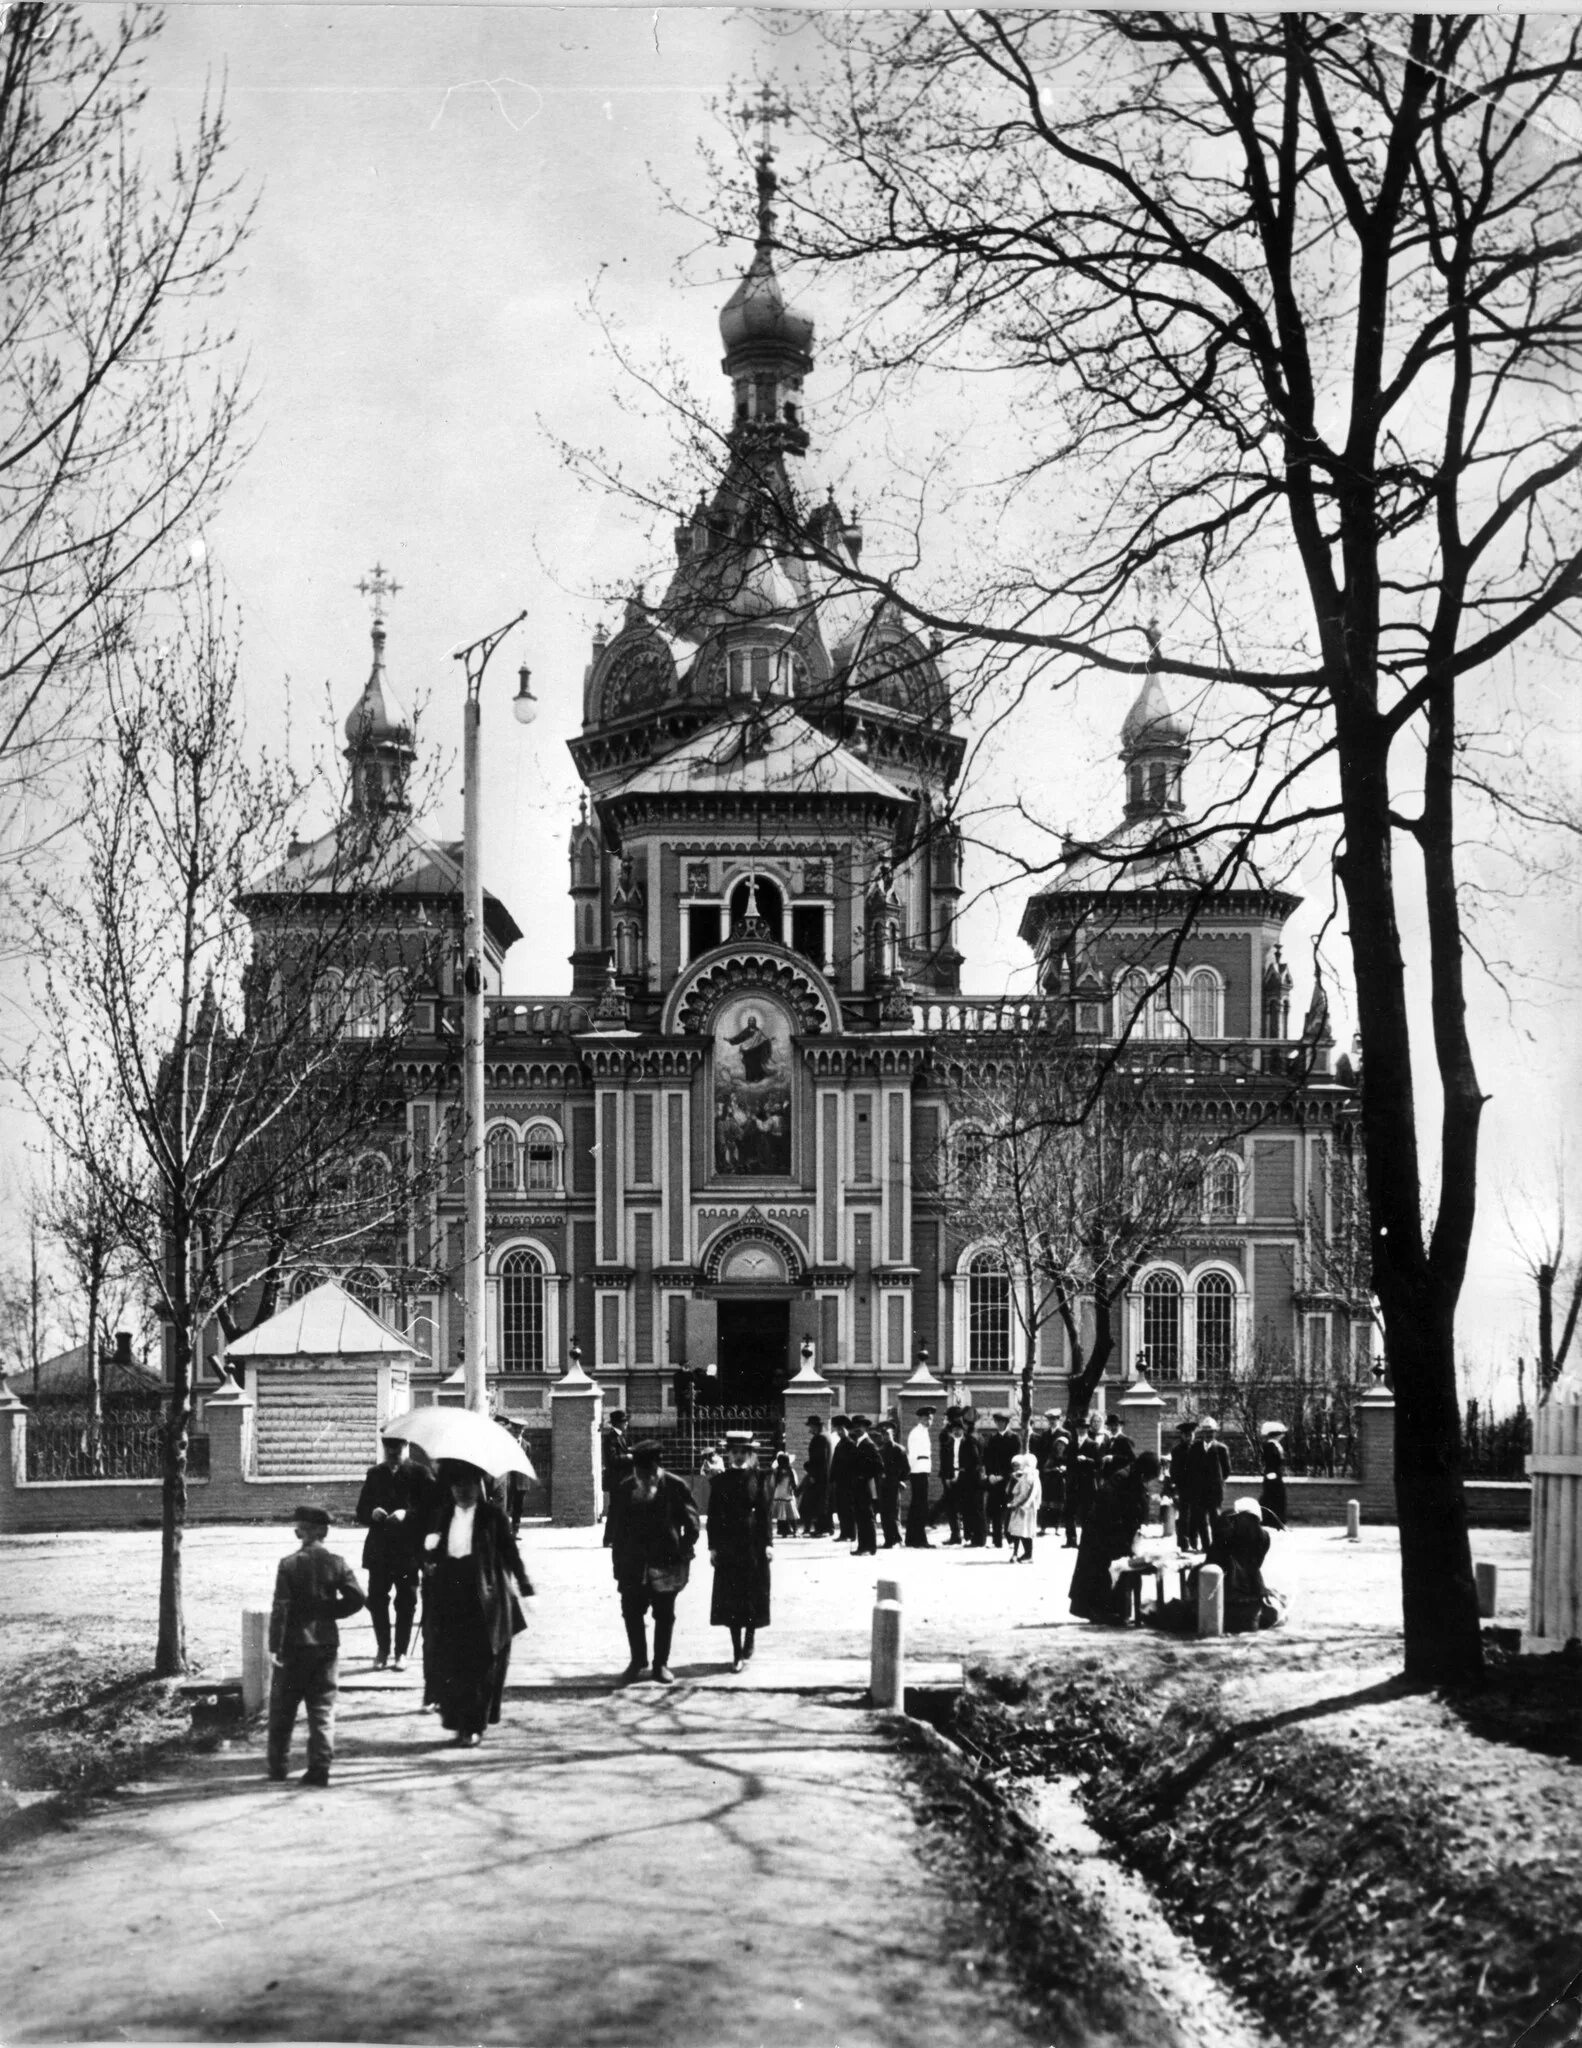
<box><xmin>713</xmin><ymin>996</ymin><xmax>793</xmax><ymax>1175</ymax></box>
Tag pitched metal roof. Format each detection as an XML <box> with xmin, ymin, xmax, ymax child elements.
<box><xmin>222</xmin><ymin>1281</ymin><xmax>418</xmax><ymax>1361</ymax></box>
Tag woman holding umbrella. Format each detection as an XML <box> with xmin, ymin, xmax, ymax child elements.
<box><xmin>383</xmin><ymin>1406</ymin><xmax>536</xmax><ymax>1749</ymax></box>
<box><xmin>421</xmin><ymin>1461</ymin><xmax>533</xmax><ymax>1745</ymax></box>
<box><xmin>707</xmin><ymin>1431</ymin><xmax>773</xmax><ymax>1671</ymax></box>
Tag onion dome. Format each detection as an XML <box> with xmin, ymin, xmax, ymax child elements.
<box><xmin>343</xmin><ymin>615</ymin><xmax>414</xmax><ymax>815</ymax></box>
<box><xmin>1120</xmin><ymin>674</ymin><xmax>1189</xmax><ymax>756</ymax></box>
<box><xmin>719</xmin><ymin>153</ymin><xmax>814</xmax><ymax>360</ymax></box>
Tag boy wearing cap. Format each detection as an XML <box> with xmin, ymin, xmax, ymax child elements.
<box><xmin>267</xmin><ymin>1506</ymin><xmax>367</xmax><ymax>1786</ymax></box>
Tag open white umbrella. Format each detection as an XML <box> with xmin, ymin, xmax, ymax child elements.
<box><xmin>380</xmin><ymin>1406</ymin><xmax>532</xmax><ymax>1480</ymax></box>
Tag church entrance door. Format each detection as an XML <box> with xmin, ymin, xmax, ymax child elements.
<box><xmin>716</xmin><ymin>1298</ymin><xmax>790</xmax><ymax>1411</ymax></box>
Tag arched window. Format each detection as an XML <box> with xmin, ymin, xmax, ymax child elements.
<box><xmin>1196</xmin><ymin>1272</ymin><xmax>1236</xmax><ymax>1378</ymax></box>
<box><xmin>500</xmin><ymin>1248</ymin><xmax>546</xmax><ymax>1373</ymax></box>
<box><xmin>311</xmin><ymin>970</ymin><xmax>343</xmax><ymax>1038</ymax></box>
<box><xmin>729</xmin><ymin>874</ymin><xmax>784</xmax><ymax>942</ymax></box>
<box><xmin>350</xmin><ymin>1152</ymin><xmax>390</xmax><ymax>1216</ymax></box>
<box><xmin>953</xmin><ymin>1126</ymin><xmax>993</xmax><ymax>1198</ymax></box>
<box><xmin>1115</xmin><ymin>969</ymin><xmax>1148</xmax><ymax>1040</ymax></box>
<box><xmin>345</xmin><ymin>1267</ymin><xmax>383</xmax><ymax>1316</ymax></box>
<box><xmin>288</xmin><ymin>1268</ymin><xmax>323</xmax><ymax>1302</ymax></box>
<box><xmin>486</xmin><ymin>1125</ymin><xmax>519</xmax><ymax>1193</ymax></box>
<box><xmin>1204</xmin><ymin>1154</ymin><xmax>1240</xmax><ymax>1222</ymax></box>
<box><xmin>344</xmin><ymin>970</ymin><xmax>382</xmax><ymax>1039</ymax></box>
<box><xmin>1189</xmin><ymin>969</ymin><xmax>1221</xmax><ymax>1040</ymax></box>
<box><xmin>524</xmin><ymin>1123</ymin><xmax>561</xmax><ymax>1192</ymax></box>
<box><xmin>967</xmin><ymin>1250</ymin><xmax>1011</xmax><ymax>1372</ymax></box>
<box><xmin>1142</xmin><ymin>1270</ymin><xmax>1183</xmax><ymax>1377</ymax></box>
<box><xmin>1151</xmin><ymin>971</ymin><xmax>1186</xmax><ymax>1039</ymax></box>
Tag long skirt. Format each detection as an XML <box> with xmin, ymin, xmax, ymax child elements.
<box><xmin>1068</xmin><ymin>1516</ymin><xmax>1134</xmax><ymax>1624</ymax></box>
<box><xmin>709</xmin><ymin>1547</ymin><xmax>771</xmax><ymax>1629</ymax></box>
<box><xmin>426</xmin><ymin>1558</ymin><xmax>512</xmax><ymax>1735</ymax></box>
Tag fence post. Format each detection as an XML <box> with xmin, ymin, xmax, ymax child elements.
<box><xmin>1196</xmin><ymin>1562</ymin><xmax>1224</xmax><ymax>1637</ymax></box>
<box><xmin>870</xmin><ymin>1580</ymin><xmax>904</xmax><ymax>1711</ymax></box>
<box><xmin>782</xmin><ymin>1343</ymin><xmax>833</xmax><ymax>1484</ymax></box>
<box><xmin>549</xmin><ymin>1347</ymin><xmax>602</xmax><ymax>1528</ymax></box>
<box><xmin>1118</xmin><ymin>1371</ymin><xmax>1165</xmax><ymax>1465</ymax></box>
<box><xmin>1474</xmin><ymin>1561</ymin><xmax>1498</xmax><ymax>1619</ymax></box>
<box><xmin>1355</xmin><ymin>1369</ymin><xmax>1396</xmax><ymax>1522</ymax></box>
<box><xmin>0</xmin><ymin>1384</ymin><xmax>25</xmax><ymax>1532</ymax></box>
<box><xmin>241</xmin><ymin>1606</ymin><xmax>271</xmax><ymax>1715</ymax></box>
<box><xmin>1524</xmin><ymin>1370</ymin><xmax>1582</xmax><ymax>1654</ymax></box>
<box><xmin>1346</xmin><ymin>1500</ymin><xmax>1361</xmax><ymax>1541</ymax></box>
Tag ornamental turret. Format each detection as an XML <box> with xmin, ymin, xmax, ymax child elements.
<box><xmin>1120</xmin><ymin>621</ymin><xmax>1190</xmax><ymax>821</ymax></box>
<box><xmin>344</xmin><ymin>567</ymin><xmax>414</xmax><ymax>816</ymax></box>
<box><xmin>718</xmin><ymin>118</ymin><xmax>814</xmax><ymax>459</ymax></box>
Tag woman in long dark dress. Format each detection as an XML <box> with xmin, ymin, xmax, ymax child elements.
<box><xmin>708</xmin><ymin>1432</ymin><xmax>773</xmax><ymax>1671</ymax></box>
<box><xmin>421</xmin><ymin>1461</ymin><xmax>533</xmax><ymax>1746</ymax></box>
<box><xmin>1259</xmin><ymin>1423</ymin><xmax>1289</xmax><ymax>1528</ymax></box>
<box><xmin>1068</xmin><ymin>1451</ymin><xmax>1160</xmax><ymax>1624</ymax></box>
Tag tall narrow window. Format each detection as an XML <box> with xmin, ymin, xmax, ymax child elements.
<box><xmin>500</xmin><ymin>1249</ymin><xmax>546</xmax><ymax>1372</ymax></box>
<box><xmin>525</xmin><ymin>1126</ymin><xmax>559</xmax><ymax>1192</ymax></box>
<box><xmin>967</xmin><ymin>1251</ymin><xmax>1011</xmax><ymax>1373</ymax></box>
<box><xmin>1204</xmin><ymin>1155</ymin><xmax>1240</xmax><ymax>1221</ymax></box>
<box><xmin>1115</xmin><ymin>969</ymin><xmax>1148</xmax><ymax>1040</ymax></box>
<box><xmin>1189</xmin><ymin>969</ymin><xmax>1221</xmax><ymax>1039</ymax></box>
<box><xmin>1142</xmin><ymin>1271</ymin><xmax>1183</xmax><ymax>1377</ymax></box>
<box><xmin>486</xmin><ymin>1125</ymin><xmax>518</xmax><ymax>1193</ymax></box>
<box><xmin>790</xmin><ymin>903</ymin><xmax>825</xmax><ymax>967</ymax></box>
<box><xmin>1195</xmin><ymin>1272</ymin><xmax>1236</xmax><ymax>1377</ymax></box>
<box><xmin>954</xmin><ymin>1127</ymin><xmax>992</xmax><ymax>1198</ymax></box>
<box><xmin>688</xmin><ymin>905</ymin><xmax>722</xmax><ymax>959</ymax></box>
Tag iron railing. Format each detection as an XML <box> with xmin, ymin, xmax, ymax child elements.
<box><xmin>24</xmin><ymin>1411</ymin><xmax>210</xmax><ymax>1482</ymax></box>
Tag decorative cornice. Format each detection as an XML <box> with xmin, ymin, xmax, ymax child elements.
<box><xmin>802</xmin><ymin>1043</ymin><xmax>922</xmax><ymax>1077</ymax></box>
<box><xmin>697</xmin><ymin>1207</ymin><xmax>809</xmax><ymax>1285</ymax></box>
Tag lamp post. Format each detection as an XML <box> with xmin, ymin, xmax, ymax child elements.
<box><xmin>452</xmin><ymin>613</ymin><xmax>533</xmax><ymax>1414</ymax></box>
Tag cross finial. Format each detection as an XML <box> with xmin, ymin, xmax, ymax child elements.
<box><xmin>741</xmin><ymin>82</ymin><xmax>792</xmax><ymax>159</ymax></box>
<box><xmin>357</xmin><ymin>564</ymin><xmax>402</xmax><ymax>625</ymax></box>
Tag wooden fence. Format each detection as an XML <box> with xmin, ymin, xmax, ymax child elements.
<box><xmin>1526</xmin><ymin>1373</ymin><xmax>1582</xmax><ymax>1651</ymax></box>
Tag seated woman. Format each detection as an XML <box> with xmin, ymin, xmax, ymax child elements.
<box><xmin>1068</xmin><ymin>1451</ymin><xmax>1161</xmax><ymax>1624</ymax></box>
<box><xmin>1205</xmin><ymin>1496</ymin><xmax>1280</xmax><ymax>1631</ymax></box>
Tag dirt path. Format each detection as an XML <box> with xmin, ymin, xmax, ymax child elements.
<box><xmin>1</xmin><ymin>1686</ymin><xmax>1073</xmax><ymax>2047</ymax></box>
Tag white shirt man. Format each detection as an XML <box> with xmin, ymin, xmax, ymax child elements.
<box><xmin>905</xmin><ymin>1406</ymin><xmax>937</xmax><ymax>1549</ymax></box>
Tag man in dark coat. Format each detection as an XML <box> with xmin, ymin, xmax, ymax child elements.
<box><xmin>801</xmin><ymin>1414</ymin><xmax>832</xmax><ymax>1535</ymax></box>
<box><xmin>1034</xmin><ymin>1413</ymin><xmax>1068</xmax><ymax>1535</ymax></box>
<box><xmin>847</xmin><ymin>1416</ymin><xmax>885</xmax><ymax>1556</ymax></box>
<box><xmin>1100</xmin><ymin>1413</ymin><xmax>1136</xmax><ymax>1483</ymax></box>
<box><xmin>267</xmin><ymin>1504</ymin><xmax>366</xmax><ymax>1785</ymax></box>
<box><xmin>601</xmin><ymin>1409</ymin><xmax>633</xmax><ymax>1510</ymax></box>
<box><xmin>707</xmin><ymin>1431</ymin><xmax>773</xmax><ymax>1669</ymax></box>
<box><xmin>875</xmin><ymin>1420</ymin><xmax>908</xmax><ymax>1549</ymax></box>
<box><xmin>1183</xmin><ymin>1417</ymin><xmax>1232</xmax><ymax>1551</ymax></box>
<box><xmin>1066</xmin><ymin>1416</ymin><xmax>1105</xmax><ymax>1547</ymax></box>
<box><xmin>673</xmin><ymin>1365</ymin><xmax>696</xmax><ymax>1421</ymax></box>
<box><xmin>1166</xmin><ymin>1417</ymin><xmax>1197</xmax><ymax>1527</ymax></box>
<box><xmin>981</xmin><ymin>1411</ymin><xmax>1017</xmax><ymax>1547</ymax></box>
<box><xmin>958</xmin><ymin>1412</ymin><xmax>987</xmax><ymax>1546</ymax></box>
<box><xmin>606</xmin><ymin>1440</ymin><xmax>701</xmax><ymax>1685</ymax></box>
<box><xmin>935</xmin><ymin>1408</ymin><xmax>964</xmax><ymax>1543</ymax></box>
<box><xmin>354</xmin><ymin>1437</ymin><xmax>426</xmax><ymax>1670</ymax></box>
<box><xmin>828</xmin><ymin>1416</ymin><xmax>857</xmax><ymax>1543</ymax></box>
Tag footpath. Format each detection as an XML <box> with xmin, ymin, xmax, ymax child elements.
<box><xmin>0</xmin><ymin>1521</ymin><xmax>1538</xmax><ymax>2046</ymax></box>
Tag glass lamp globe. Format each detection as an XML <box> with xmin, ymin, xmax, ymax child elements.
<box><xmin>512</xmin><ymin>665</ymin><xmax>538</xmax><ymax>725</ymax></box>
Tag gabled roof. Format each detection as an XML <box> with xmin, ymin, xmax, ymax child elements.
<box><xmin>602</xmin><ymin>700</ymin><xmax>910</xmax><ymax>807</ymax></box>
<box><xmin>245</xmin><ymin>820</ymin><xmax>523</xmax><ymax>953</ymax></box>
<box><xmin>222</xmin><ymin>1281</ymin><xmax>418</xmax><ymax>1362</ymax></box>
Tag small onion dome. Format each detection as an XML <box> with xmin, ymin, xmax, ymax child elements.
<box><xmin>1120</xmin><ymin>672</ymin><xmax>1189</xmax><ymax>756</ymax></box>
<box><xmin>344</xmin><ymin>624</ymin><xmax>411</xmax><ymax>746</ymax></box>
<box><xmin>718</xmin><ymin>155</ymin><xmax>814</xmax><ymax>361</ymax></box>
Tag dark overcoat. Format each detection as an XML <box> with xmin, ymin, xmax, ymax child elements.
<box><xmin>607</xmin><ymin>1470</ymin><xmax>701</xmax><ymax>1593</ymax></box>
<box><xmin>707</xmin><ymin>1465</ymin><xmax>772</xmax><ymax>1628</ymax></box>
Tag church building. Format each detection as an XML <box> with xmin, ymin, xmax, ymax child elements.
<box><xmin>271</xmin><ymin>137</ymin><xmax>1367</xmax><ymax>1433</ymax></box>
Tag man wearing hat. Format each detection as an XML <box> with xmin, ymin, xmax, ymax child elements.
<box><xmin>267</xmin><ymin>1505</ymin><xmax>367</xmax><ymax>1786</ymax></box>
<box><xmin>981</xmin><ymin>1411</ymin><xmax>1016</xmax><ymax>1547</ymax></box>
<box><xmin>1100</xmin><ymin>1411</ymin><xmax>1135</xmax><ymax>1484</ymax></box>
<box><xmin>802</xmin><ymin>1414</ymin><xmax>832</xmax><ymax>1536</ymax></box>
<box><xmin>828</xmin><ymin>1415</ymin><xmax>857</xmax><ymax>1544</ymax></box>
<box><xmin>847</xmin><ymin>1416</ymin><xmax>885</xmax><ymax>1556</ymax></box>
<box><xmin>1183</xmin><ymin>1416</ymin><xmax>1232</xmax><ymax>1551</ymax></box>
<box><xmin>355</xmin><ymin>1435</ymin><xmax>428</xmax><ymax>1671</ymax></box>
<box><xmin>905</xmin><ymin>1405</ymin><xmax>936</xmax><ymax>1548</ymax></box>
<box><xmin>1065</xmin><ymin>1416</ymin><xmax>1104</xmax><ymax>1547</ymax></box>
<box><xmin>935</xmin><ymin>1407</ymin><xmax>964</xmax><ymax>1543</ymax></box>
<box><xmin>707</xmin><ymin>1432</ymin><xmax>772</xmax><ymax>1670</ymax></box>
<box><xmin>1166</xmin><ymin>1417</ymin><xmax>1197</xmax><ymax>1528</ymax></box>
<box><xmin>1032</xmin><ymin>1411</ymin><xmax>1068</xmax><ymax>1536</ymax></box>
<box><xmin>958</xmin><ymin>1410</ymin><xmax>988</xmax><ymax>1547</ymax></box>
<box><xmin>875</xmin><ymin>1419</ymin><xmax>908</xmax><ymax>1549</ymax></box>
<box><xmin>606</xmin><ymin>1440</ymin><xmax>701</xmax><ymax>1684</ymax></box>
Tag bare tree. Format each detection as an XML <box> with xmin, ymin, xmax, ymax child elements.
<box><xmin>624</xmin><ymin>12</ymin><xmax>1582</xmax><ymax>1681</ymax></box>
<box><xmin>0</xmin><ymin>1211</ymin><xmax>59</xmax><ymax>1391</ymax></box>
<box><xmin>1507</xmin><ymin>1156</ymin><xmax>1582</xmax><ymax>1394</ymax></box>
<box><xmin>37</xmin><ymin>1144</ymin><xmax>144</xmax><ymax>1436</ymax></box>
<box><xmin>937</xmin><ymin>1035</ymin><xmax>1230</xmax><ymax>1435</ymax></box>
<box><xmin>0</xmin><ymin>4</ymin><xmax>248</xmax><ymax>895</ymax></box>
<box><xmin>20</xmin><ymin>567</ymin><xmax>438</xmax><ymax>1676</ymax></box>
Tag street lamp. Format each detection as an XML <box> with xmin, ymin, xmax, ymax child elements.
<box><xmin>453</xmin><ymin>610</ymin><xmax>528</xmax><ymax>1415</ymax></box>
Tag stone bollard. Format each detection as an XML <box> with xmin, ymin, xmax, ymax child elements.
<box><xmin>1345</xmin><ymin>1499</ymin><xmax>1361</xmax><ymax>1542</ymax></box>
<box><xmin>870</xmin><ymin>1581</ymin><xmax>904</xmax><ymax>1711</ymax></box>
<box><xmin>1475</xmin><ymin>1561</ymin><xmax>1498</xmax><ymax>1619</ymax></box>
<box><xmin>1196</xmin><ymin>1562</ymin><xmax>1224</xmax><ymax>1638</ymax></box>
<box><xmin>241</xmin><ymin>1606</ymin><xmax>271</xmax><ymax>1715</ymax></box>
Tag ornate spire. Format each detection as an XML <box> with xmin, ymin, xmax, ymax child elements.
<box><xmin>1120</xmin><ymin>622</ymin><xmax>1189</xmax><ymax>821</ymax></box>
<box><xmin>345</xmin><ymin>567</ymin><xmax>414</xmax><ymax>815</ymax></box>
<box><xmin>718</xmin><ymin>89</ymin><xmax>813</xmax><ymax>457</ymax></box>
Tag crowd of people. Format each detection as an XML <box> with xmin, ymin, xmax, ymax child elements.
<box><xmin>265</xmin><ymin>1405</ymin><xmax>1289</xmax><ymax>1784</ymax></box>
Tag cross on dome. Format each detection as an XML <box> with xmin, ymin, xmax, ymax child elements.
<box><xmin>357</xmin><ymin>563</ymin><xmax>402</xmax><ymax>625</ymax></box>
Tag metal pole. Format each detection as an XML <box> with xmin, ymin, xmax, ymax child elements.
<box><xmin>454</xmin><ymin>611</ymin><xmax>527</xmax><ymax>1417</ymax></box>
<box><xmin>462</xmin><ymin>687</ymin><xmax>487</xmax><ymax>1414</ymax></box>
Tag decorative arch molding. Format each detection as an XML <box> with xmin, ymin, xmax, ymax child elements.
<box><xmin>663</xmin><ymin>944</ymin><xmax>839</xmax><ymax>1039</ymax></box>
<box><xmin>698</xmin><ymin>1210</ymin><xmax>809</xmax><ymax>1286</ymax></box>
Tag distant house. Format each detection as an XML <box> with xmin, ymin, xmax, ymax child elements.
<box><xmin>13</xmin><ymin>1335</ymin><xmax>163</xmax><ymax>1408</ymax></box>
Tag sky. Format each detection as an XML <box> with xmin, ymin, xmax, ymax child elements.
<box><xmin>5</xmin><ymin>3</ymin><xmax>1579</xmax><ymax>1388</ymax></box>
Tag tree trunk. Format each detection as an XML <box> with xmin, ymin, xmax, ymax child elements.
<box><xmin>155</xmin><ymin>1325</ymin><xmax>191</xmax><ymax>1678</ymax></box>
<box><xmin>1335</xmin><ymin>710</ymin><xmax>1482</xmax><ymax>1683</ymax></box>
<box><xmin>1538</xmin><ymin>1263</ymin><xmax>1556</xmax><ymax>1391</ymax></box>
<box><xmin>1065</xmin><ymin>1288</ymin><xmax>1118</xmax><ymax>1423</ymax></box>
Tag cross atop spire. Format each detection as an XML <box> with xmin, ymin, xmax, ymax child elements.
<box><xmin>357</xmin><ymin>563</ymin><xmax>402</xmax><ymax>625</ymax></box>
<box><xmin>741</xmin><ymin>83</ymin><xmax>792</xmax><ymax>161</ymax></box>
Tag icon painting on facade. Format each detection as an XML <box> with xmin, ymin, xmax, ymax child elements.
<box><xmin>714</xmin><ymin>995</ymin><xmax>792</xmax><ymax>1175</ymax></box>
